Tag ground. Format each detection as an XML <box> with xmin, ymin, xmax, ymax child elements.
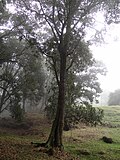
<box><xmin>0</xmin><ymin>113</ymin><xmax>77</xmax><ymax>160</ymax></box>
<box><xmin>0</xmin><ymin>106</ymin><xmax>120</xmax><ymax>160</ymax></box>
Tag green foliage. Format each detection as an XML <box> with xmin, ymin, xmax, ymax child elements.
<box><xmin>6</xmin><ymin>89</ymin><xmax>24</xmax><ymax>122</ymax></box>
<box><xmin>45</xmin><ymin>40</ymin><xmax>105</xmax><ymax>129</ymax></box>
<box><xmin>10</xmin><ymin>104</ymin><xmax>24</xmax><ymax>122</ymax></box>
<box><xmin>0</xmin><ymin>62</ymin><xmax>21</xmax><ymax>113</ymax></box>
<box><xmin>45</xmin><ymin>60</ymin><xmax>105</xmax><ymax>130</ymax></box>
<box><xmin>0</xmin><ymin>33</ymin><xmax>45</xmax><ymax>114</ymax></box>
<box><xmin>44</xmin><ymin>41</ymin><xmax>105</xmax><ymax>130</ymax></box>
<box><xmin>64</xmin><ymin>104</ymin><xmax>104</xmax><ymax>130</ymax></box>
<box><xmin>46</xmin><ymin>96</ymin><xmax>104</xmax><ymax>130</ymax></box>
<box><xmin>19</xmin><ymin>51</ymin><xmax>45</xmax><ymax>106</ymax></box>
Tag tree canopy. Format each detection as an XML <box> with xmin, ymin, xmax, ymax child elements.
<box><xmin>0</xmin><ymin>30</ymin><xmax>45</xmax><ymax>118</ymax></box>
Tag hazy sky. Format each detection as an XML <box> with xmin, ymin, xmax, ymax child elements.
<box><xmin>91</xmin><ymin>24</ymin><xmax>120</xmax><ymax>92</ymax></box>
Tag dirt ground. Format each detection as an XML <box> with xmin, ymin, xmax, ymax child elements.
<box><xmin>0</xmin><ymin>113</ymin><xmax>79</xmax><ymax>160</ymax></box>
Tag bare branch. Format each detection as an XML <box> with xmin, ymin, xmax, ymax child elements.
<box><xmin>66</xmin><ymin>59</ymin><xmax>74</xmax><ymax>71</ymax></box>
<box><xmin>0</xmin><ymin>101</ymin><xmax>11</xmax><ymax>113</ymax></box>
<box><xmin>39</xmin><ymin>1</ymin><xmax>60</xmax><ymax>42</ymax></box>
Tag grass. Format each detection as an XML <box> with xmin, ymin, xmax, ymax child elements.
<box><xmin>64</xmin><ymin>106</ymin><xmax>120</xmax><ymax>160</ymax></box>
<box><xmin>0</xmin><ymin>106</ymin><xmax>120</xmax><ymax>160</ymax></box>
<box><xmin>101</xmin><ymin>106</ymin><xmax>120</xmax><ymax>126</ymax></box>
<box><xmin>64</xmin><ymin>132</ymin><xmax>120</xmax><ymax>160</ymax></box>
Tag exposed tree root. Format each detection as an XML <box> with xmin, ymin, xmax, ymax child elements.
<box><xmin>31</xmin><ymin>141</ymin><xmax>64</xmax><ymax>156</ymax></box>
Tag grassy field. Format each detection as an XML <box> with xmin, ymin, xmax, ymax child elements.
<box><xmin>0</xmin><ymin>106</ymin><xmax>120</xmax><ymax>160</ymax></box>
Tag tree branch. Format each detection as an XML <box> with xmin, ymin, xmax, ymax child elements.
<box><xmin>66</xmin><ymin>59</ymin><xmax>74</xmax><ymax>71</ymax></box>
<box><xmin>71</xmin><ymin>1</ymin><xmax>102</xmax><ymax>31</ymax></box>
<box><xmin>40</xmin><ymin>2</ymin><xmax>60</xmax><ymax>42</ymax></box>
<box><xmin>0</xmin><ymin>20</ymin><xmax>25</xmax><ymax>39</ymax></box>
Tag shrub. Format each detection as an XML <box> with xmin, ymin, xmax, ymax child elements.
<box><xmin>10</xmin><ymin>104</ymin><xmax>24</xmax><ymax>122</ymax></box>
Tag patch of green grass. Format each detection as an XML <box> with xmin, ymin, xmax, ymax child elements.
<box><xmin>101</xmin><ymin>106</ymin><xmax>120</xmax><ymax>126</ymax></box>
<box><xmin>64</xmin><ymin>105</ymin><xmax>120</xmax><ymax>160</ymax></box>
<box><xmin>65</xmin><ymin>138</ymin><xmax>120</xmax><ymax>160</ymax></box>
<box><xmin>0</xmin><ymin>106</ymin><xmax>120</xmax><ymax>160</ymax></box>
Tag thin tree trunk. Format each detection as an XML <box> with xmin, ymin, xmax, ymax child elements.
<box><xmin>22</xmin><ymin>95</ymin><xmax>26</xmax><ymax>113</ymax></box>
<box><xmin>0</xmin><ymin>89</ymin><xmax>6</xmax><ymax>113</ymax></box>
<box><xmin>45</xmin><ymin>51</ymin><xmax>66</xmax><ymax>149</ymax></box>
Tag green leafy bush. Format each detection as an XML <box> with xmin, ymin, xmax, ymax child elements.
<box><xmin>64</xmin><ymin>104</ymin><xmax>104</xmax><ymax>130</ymax></box>
<box><xmin>10</xmin><ymin>103</ymin><xmax>23</xmax><ymax>122</ymax></box>
<box><xmin>9</xmin><ymin>93</ymin><xmax>24</xmax><ymax>122</ymax></box>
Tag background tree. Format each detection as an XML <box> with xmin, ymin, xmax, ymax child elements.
<box><xmin>18</xmin><ymin>50</ymin><xmax>45</xmax><ymax>112</ymax></box>
<box><xmin>0</xmin><ymin>32</ymin><xmax>45</xmax><ymax>119</ymax></box>
<box><xmin>108</xmin><ymin>89</ymin><xmax>120</xmax><ymax>106</ymax></box>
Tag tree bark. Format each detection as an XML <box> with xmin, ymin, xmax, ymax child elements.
<box><xmin>0</xmin><ymin>87</ymin><xmax>6</xmax><ymax>113</ymax></box>
<box><xmin>43</xmin><ymin>15</ymin><xmax>71</xmax><ymax>149</ymax></box>
<box><xmin>45</xmin><ymin>51</ymin><xmax>66</xmax><ymax>149</ymax></box>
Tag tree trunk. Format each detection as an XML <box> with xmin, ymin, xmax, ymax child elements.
<box><xmin>45</xmin><ymin>51</ymin><xmax>66</xmax><ymax>149</ymax></box>
<box><xmin>22</xmin><ymin>95</ymin><xmax>26</xmax><ymax>113</ymax></box>
<box><xmin>0</xmin><ymin>89</ymin><xmax>6</xmax><ymax>113</ymax></box>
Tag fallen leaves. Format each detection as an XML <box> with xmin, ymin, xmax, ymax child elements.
<box><xmin>0</xmin><ymin>114</ymin><xmax>79</xmax><ymax>160</ymax></box>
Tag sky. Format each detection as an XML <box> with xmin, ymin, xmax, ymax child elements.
<box><xmin>90</xmin><ymin>23</ymin><xmax>120</xmax><ymax>92</ymax></box>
